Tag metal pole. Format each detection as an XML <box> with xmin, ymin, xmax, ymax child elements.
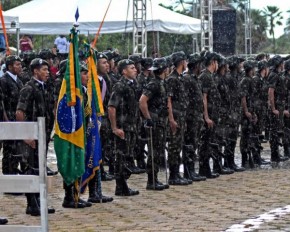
<box><xmin>16</xmin><ymin>27</ymin><xmax>20</xmax><ymax>55</ymax></box>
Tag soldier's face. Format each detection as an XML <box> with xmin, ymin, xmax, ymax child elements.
<box><xmin>123</xmin><ymin>64</ymin><xmax>137</xmax><ymax>79</ymax></box>
<box><xmin>97</xmin><ymin>58</ymin><xmax>109</xmax><ymax>75</ymax></box>
<box><xmin>81</xmin><ymin>71</ymin><xmax>88</xmax><ymax>87</ymax></box>
<box><xmin>36</xmin><ymin>65</ymin><xmax>49</xmax><ymax>82</ymax></box>
<box><xmin>10</xmin><ymin>60</ymin><xmax>22</xmax><ymax>75</ymax></box>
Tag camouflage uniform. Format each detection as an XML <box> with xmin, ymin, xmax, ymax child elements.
<box><xmin>0</xmin><ymin>71</ymin><xmax>23</xmax><ymax>174</ymax></box>
<box><xmin>268</xmin><ymin>67</ymin><xmax>287</xmax><ymax>162</ymax></box>
<box><xmin>142</xmin><ymin>74</ymin><xmax>168</xmax><ymax>188</ymax></box>
<box><xmin>239</xmin><ymin>65</ymin><xmax>256</xmax><ymax>167</ymax></box>
<box><xmin>199</xmin><ymin>69</ymin><xmax>221</xmax><ymax>177</ymax></box>
<box><xmin>108</xmin><ymin>75</ymin><xmax>138</xmax><ymax>195</ymax></box>
<box><xmin>183</xmin><ymin>69</ymin><xmax>206</xmax><ymax>180</ymax></box>
<box><xmin>283</xmin><ymin>61</ymin><xmax>290</xmax><ymax>157</ymax></box>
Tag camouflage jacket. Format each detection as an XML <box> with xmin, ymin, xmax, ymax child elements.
<box><xmin>268</xmin><ymin>69</ymin><xmax>286</xmax><ymax>109</ymax></box>
<box><xmin>252</xmin><ymin>73</ymin><xmax>268</xmax><ymax>112</ymax></box>
<box><xmin>0</xmin><ymin>72</ymin><xmax>23</xmax><ymax>121</ymax></box>
<box><xmin>108</xmin><ymin>76</ymin><xmax>137</xmax><ymax>131</ymax></box>
<box><xmin>238</xmin><ymin>75</ymin><xmax>254</xmax><ymax>114</ymax></box>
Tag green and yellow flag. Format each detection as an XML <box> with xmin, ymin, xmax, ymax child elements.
<box><xmin>54</xmin><ymin>27</ymin><xmax>85</xmax><ymax>185</ymax></box>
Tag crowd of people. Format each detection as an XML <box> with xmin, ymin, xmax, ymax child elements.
<box><xmin>1</xmin><ymin>41</ymin><xmax>290</xmax><ymax>224</ymax></box>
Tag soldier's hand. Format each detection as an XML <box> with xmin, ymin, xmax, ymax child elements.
<box><xmin>169</xmin><ymin>120</ymin><xmax>178</xmax><ymax>134</ymax></box>
<box><xmin>284</xmin><ymin>110</ymin><xmax>290</xmax><ymax>117</ymax></box>
<box><xmin>113</xmin><ymin>128</ymin><xmax>125</xmax><ymax>140</ymax></box>
<box><xmin>272</xmin><ymin>109</ymin><xmax>279</xmax><ymax>116</ymax></box>
<box><xmin>24</xmin><ymin>140</ymin><xmax>36</xmax><ymax>149</ymax></box>
<box><xmin>205</xmin><ymin>118</ymin><xmax>214</xmax><ymax>128</ymax></box>
<box><xmin>245</xmin><ymin>111</ymin><xmax>252</xmax><ymax>120</ymax></box>
<box><xmin>144</xmin><ymin>119</ymin><xmax>154</xmax><ymax>128</ymax></box>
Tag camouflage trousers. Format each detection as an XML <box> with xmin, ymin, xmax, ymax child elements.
<box><xmin>183</xmin><ymin>118</ymin><xmax>203</xmax><ymax>165</ymax></box>
<box><xmin>113</xmin><ymin>131</ymin><xmax>136</xmax><ymax>179</ymax></box>
<box><xmin>146</xmin><ymin>124</ymin><xmax>166</xmax><ymax>175</ymax></box>
<box><xmin>269</xmin><ymin>110</ymin><xmax>284</xmax><ymax>161</ymax></box>
<box><xmin>167</xmin><ymin>118</ymin><xmax>185</xmax><ymax>167</ymax></box>
<box><xmin>100</xmin><ymin>118</ymin><xmax>114</xmax><ymax>164</ymax></box>
<box><xmin>2</xmin><ymin>141</ymin><xmax>20</xmax><ymax>174</ymax></box>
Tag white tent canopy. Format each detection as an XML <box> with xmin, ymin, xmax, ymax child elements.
<box><xmin>4</xmin><ymin>0</ymin><xmax>202</xmax><ymax>35</ymax></box>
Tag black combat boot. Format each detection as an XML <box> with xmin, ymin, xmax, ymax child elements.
<box><xmin>127</xmin><ymin>157</ymin><xmax>146</xmax><ymax>174</ymax></box>
<box><xmin>213</xmin><ymin>158</ymin><xmax>234</xmax><ymax>175</ymax></box>
<box><xmin>26</xmin><ymin>193</ymin><xmax>41</xmax><ymax>216</ymax></box>
<box><xmin>241</xmin><ymin>152</ymin><xmax>249</xmax><ymax>168</ymax></box>
<box><xmin>115</xmin><ymin>177</ymin><xmax>139</xmax><ymax>196</ymax></box>
<box><xmin>35</xmin><ymin>193</ymin><xmax>56</xmax><ymax>214</ymax></box>
<box><xmin>184</xmin><ymin>163</ymin><xmax>206</xmax><ymax>181</ymax></box>
<box><xmin>100</xmin><ymin>164</ymin><xmax>114</xmax><ymax>181</ymax></box>
<box><xmin>228</xmin><ymin>154</ymin><xmax>245</xmax><ymax>172</ymax></box>
<box><xmin>0</xmin><ymin>217</ymin><xmax>8</xmax><ymax>225</ymax></box>
<box><xmin>168</xmin><ymin>165</ymin><xmax>188</xmax><ymax>185</ymax></box>
<box><xmin>146</xmin><ymin>173</ymin><xmax>165</xmax><ymax>191</ymax></box>
<box><xmin>88</xmin><ymin>175</ymin><xmax>113</xmax><ymax>203</ymax></box>
<box><xmin>284</xmin><ymin>144</ymin><xmax>290</xmax><ymax>158</ymax></box>
<box><xmin>62</xmin><ymin>183</ymin><xmax>85</xmax><ymax>208</ymax></box>
<box><xmin>199</xmin><ymin>158</ymin><xmax>219</xmax><ymax>179</ymax></box>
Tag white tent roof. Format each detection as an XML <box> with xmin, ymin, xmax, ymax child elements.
<box><xmin>4</xmin><ymin>0</ymin><xmax>202</xmax><ymax>35</ymax></box>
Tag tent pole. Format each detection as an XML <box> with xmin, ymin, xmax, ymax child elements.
<box><xmin>156</xmin><ymin>31</ymin><xmax>159</xmax><ymax>56</ymax></box>
<box><xmin>16</xmin><ymin>27</ymin><xmax>20</xmax><ymax>55</ymax></box>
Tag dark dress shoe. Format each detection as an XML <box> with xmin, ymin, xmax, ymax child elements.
<box><xmin>115</xmin><ymin>188</ymin><xmax>139</xmax><ymax>196</ymax></box>
<box><xmin>215</xmin><ymin>167</ymin><xmax>234</xmax><ymax>175</ymax></box>
<box><xmin>62</xmin><ymin>199</ymin><xmax>86</xmax><ymax>208</ymax></box>
<box><xmin>26</xmin><ymin>206</ymin><xmax>55</xmax><ymax>214</ymax></box>
<box><xmin>156</xmin><ymin>180</ymin><xmax>170</xmax><ymax>189</ymax></box>
<box><xmin>168</xmin><ymin>177</ymin><xmax>188</xmax><ymax>185</ymax></box>
<box><xmin>102</xmin><ymin>195</ymin><xmax>114</xmax><ymax>202</ymax></box>
<box><xmin>232</xmin><ymin>164</ymin><xmax>246</xmax><ymax>172</ymax></box>
<box><xmin>0</xmin><ymin>217</ymin><xmax>8</xmax><ymax>225</ymax></box>
<box><xmin>260</xmin><ymin>158</ymin><xmax>271</xmax><ymax>165</ymax></box>
<box><xmin>47</xmin><ymin>167</ymin><xmax>58</xmax><ymax>176</ymax></box>
<box><xmin>146</xmin><ymin>182</ymin><xmax>165</xmax><ymax>191</ymax></box>
<box><xmin>79</xmin><ymin>198</ymin><xmax>92</xmax><ymax>207</ymax></box>
<box><xmin>130</xmin><ymin>166</ymin><xmax>146</xmax><ymax>174</ymax></box>
<box><xmin>206</xmin><ymin>172</ymin><xmax>220</xmax><ymax>179</ymax></box>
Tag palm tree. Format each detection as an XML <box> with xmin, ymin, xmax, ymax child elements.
<box><xmin>262</xmin><ymin>6</ymin><xmax>283</xmax><ymax>53</ymax></box>
<box><xmin>285</xmin><ymin>10</ymin><xmax>290</xmax><ymax>34</ymax></box>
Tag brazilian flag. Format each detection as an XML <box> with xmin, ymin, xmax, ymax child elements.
<box><xmin>54</xmin><ymin>27</ymin><xmax>85</xmax><ymax>185</ymax></box>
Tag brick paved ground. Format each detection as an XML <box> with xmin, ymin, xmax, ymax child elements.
<box><xmin>1</xmin><ymin>141</ymin><xmax>290</xmax><ymax>232</ymax></box>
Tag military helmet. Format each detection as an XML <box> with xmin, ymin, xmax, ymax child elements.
<box><xmin>79</xmin><ymin>61</ymin><xmax>88</xmax><ymax>72</ymax></box>
<box><xmin>103</xmin><ymin>51</ymin><xmax>114</xmax><ymax>61</ymax></box>
<box><xmin>164</xmin><ymin>55</ymin><xmax>173</xmax><ymax>67</ymax></box>
<box><xmin>268</xmin><ymin>55</ymin><xmax>283</xmax><ymax>67</ymax></box>
<box><xmin>218</xmin><ymin>56</ymin><xmax>227</xmax><ymax>67</ymax></box>
<box><xmin>202</xmin><ymin>51</ymin><xmax>220</xmax><ymax>65</ymax></box>
<box><xmin>243</xmin><ymin>59</ymin><xmax>257</xmax><ymax>72</ymax></box>
<box><xmin>30</xmin><ymin>58</ymin><xmax>49</xmax><ymax>72</ymax></box>
<box><xmin>284</xmin><ymin>59</ymin><xmax>290</xmax><ymax>71</ymax></box>
<box><xmin>128</xmin><ymin>54</ymin><xmax>142</xmax><ymax>63</ymax></box>
<box><xmin>227</xmin><ymin>55</ymin><xmax>245</xmax><ymax>68</ymax></box>
<box><xmin>141</xmin><ymin>57</ymin><xmax>153</xmax><ymax>69</ymax></box>
<box><xmin>5</xmin><ymin>55</ymin><xmax>22</xmax><ymax>68</ymax></box>
<box><xmin>255</xmin><ymin>53</ymin><xmax>266</xmax><ymax>61</ymax></box>
<box><xmin>38</xmin><ymin>49</ymin><xmax>56</xmax><ymax>60</ymax></box>
<box><xmin>188</xmin><ymin>53</ymin><xmax>202</xmax><ymax>65</ymax></box>
<box><xmin>257</xmin><ymin>60</ymin><xmax>268</xmax><ymax>71</ymax></box>
<box><xmin>118</xmin><ymin>59</ymin><xmax>135</xmax><ymax>74</ymax></box>
<box><xmin>20</xmin><ymin>51</ymin><xmax>36</xmax><ymax>63</ymax></box>
<box><xmin>96</xmin><ymin>52</ymin><xmax>108</xmax><ymax>61</ymax></box>
<box><xmin>148</xmin><ymin>57</ymin><xmax>168</xmax><ymax>71</ymax></box>
<box><xmin>57</xmin><ymin>59</ymin><xmax>68</xmax><ymax>75</ymax></box>
<box><xmin>171</xmin><ymin>51</ymin><xmax>187</xmax><ymax>65</ymax></box>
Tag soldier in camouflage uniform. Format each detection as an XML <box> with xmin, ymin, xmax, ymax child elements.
<box><xmin>19</xmin><ymin>51</ymin><xmax>36</xmax><ymax>85</ymax></box>
<box><xmin>16</xmin><ymin>58</ymin><xmax>55</xmax><ymax>216</ymax></box>
<box><xmin>38</xmin><ymin>49</ymin><xmax>58</xmax><ymax>175</ymax></box>
<box><xmin>139</xmin><ymin>57</ymin><xmax>169</xmax><ymax>190</ymax></box>
<box><xmin>239</xmin><ymin>60</ymin><xmax>258</xmax><ymax>168</ymax></box>
<box><xmin>135</xmin><ymin>57</ymin><xmax>154</xmax><ymax>171</ymax></box>
<box><xmin>252</xmin><ymin>60</ymin><xmax>271</xmax><ymax>165</ymax></box>
<box><xmin>224</xmin><ymin>56</ymin><xmax>245</xmax><ymax>172</ymax></box>
<box><xmin>198</xmin><ymin>51</ymin><xmax>221</xmax><ymax>178</ymax></box>
<box><xmin>283</xmin><ymin>59</ymin><xmax>290</xmax><ymax>158</ymax></box>
<box><xmin>166</xmin><ymin>51</ymin><xmax>191</xmax><ymax>185</ymax></box>
<box><xmin>0</xmin><ymin>55</ymin><xmax>23</xmax><ymax>175</ymax></box>
<box><xmin>268</xmin><ymin>55</ymin><xmax>289</xmax><ymax>162</ymax></box>
<box><xmin>108</xmin><ymin>59</ymin><xmax>139</xmax><ymax>196</ymax></box>
<box><xmin>213</xmin><ymin>56</ymin><xmax>234</xmax><ymax>175</ymax></box>
<box><xmin>183</xmin><ymin>53</ymin><xmax>206</xmax><ymax>181</ymax></box>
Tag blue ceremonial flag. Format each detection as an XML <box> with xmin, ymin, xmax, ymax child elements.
<box><xmin>75</xmin><ymin>7</ymin><xmax>79</xmax><ymax>22</ymax></box>
<box><xmin>80</xmin><ymin>93</ymin><xmax>102</xmax><ymax>194</ymax></box>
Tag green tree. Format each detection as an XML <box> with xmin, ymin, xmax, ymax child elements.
<box><xmin>1</xmin><ymin>0</ymin><xmax>31</xmax><ymax>11</ymax></box>
<box><xmin>262</xmin><ymin>6</ymin><xmax>283</xmax><ymax>53</ymax></box>
<box><xmin>285</xmin><ymin>10</ymin><xmax>290</xmax><ymax>34</ymax></box>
